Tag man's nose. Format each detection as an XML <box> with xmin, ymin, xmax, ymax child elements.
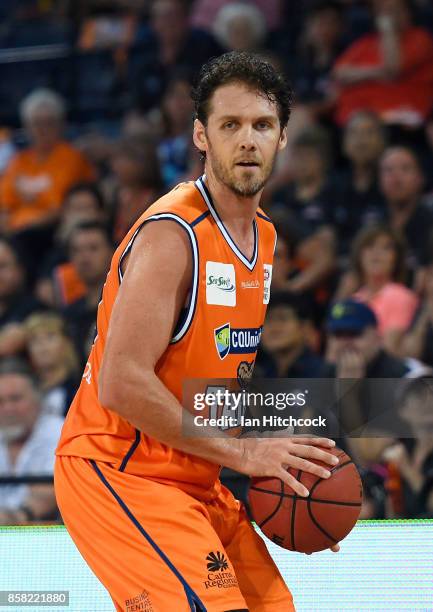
<box><xmin>239</xmin><ymin>126</ymin><xmax>257</xmax><ymax>151</ymax></box>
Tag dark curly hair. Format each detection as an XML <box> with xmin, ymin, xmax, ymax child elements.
<box><xmin>191</xmin><ymin>51</ymin><xmax>293</xmax><ymax>129</ymax></box>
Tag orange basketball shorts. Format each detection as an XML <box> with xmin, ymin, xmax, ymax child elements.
<box><xmin>54</xmin><ymin>456</ymin><xmax>295</xmax><ymax>612</ymax></box>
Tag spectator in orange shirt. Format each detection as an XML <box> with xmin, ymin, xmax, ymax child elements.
<box><xmin>0</xmin><ymin>88</ymin><xmax>95</xmax><ymax>234</ymax></box>
<box><xmin>332</xmin><ymin>0</ymin><xmax>433</xmax><ymax>127</ymax></box>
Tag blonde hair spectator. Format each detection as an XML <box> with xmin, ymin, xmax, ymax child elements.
<box><xmin>20</xmin><ymin>88</ymin><xmax>66</xmax><ymax>124</ymax></box>
<box><xmin>212</xmin><ymin>2</ymin><xmax>267</xmax><ymax>52</ymax></box>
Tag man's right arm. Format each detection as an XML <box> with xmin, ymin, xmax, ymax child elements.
<box><xmin>98</xmin><ymin>220</ymin><xmax>338</xmax><ymax>497</ymax></box>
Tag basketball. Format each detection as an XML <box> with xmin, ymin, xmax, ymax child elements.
<box><xmin>248</xmin><ymin>447</ymin><xmax>362</xmax><ymax>554</ymax></box>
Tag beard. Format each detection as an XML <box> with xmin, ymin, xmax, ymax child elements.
<box><xmin>207</xmin><ymin>145</ymin><xmax>277</xmax><ymax>198</ymax></box>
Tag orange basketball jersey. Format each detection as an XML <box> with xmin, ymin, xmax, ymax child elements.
<box><xmin>56</xmin><ymin>176</ymin><xmax>276</xmax><ymax>500</ymax></box>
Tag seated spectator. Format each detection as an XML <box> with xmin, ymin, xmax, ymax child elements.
<box><xmin>0</xmin><ymin>89</ymin><xmax>95</xmax><ymax>235</ymax></box>
<box><xmin>322</xmin><ymin>299</ymin><xmax>425</xmax><ymax>442</ymax></box>
<box><xmin>157</xmin><ymin>71</ymin><xmax>200</xmax><ymax>188</ymax></box>
<box><xmin>256</xmin><ymin>291</ymin><xmax>324</xmax><ymax>378</ymax></box>
<box><xmin>333</xmin><ymin>111</ymin><xmax>387</xmax><ymax>256</ymax></box>
<box><xmin>132</xmin><ymin>0</ymin><xmax>222</xmax><ymax>110</ymax></box>
<box><xmin>291</xmin><ymin>0</ymin><xmax>346</xmax><ymax>120</ymax></box>
<box><xmin>63</xmin><ymin>221</ymin><xmax>113</xmax><ymax>363</ymax></box>
<box><xmin>0</xmin><ymin>237</ymin><xmax>45</xmax><ymax>358</ymax></box>
<box><xmin>191</xmin><ymin>0</ymin><xmax>282</xmax><ymax>31</ymax></box>
<box><xmin>35</xmin><ymin>182</ymin><xmax>107</xmax><ymax>308</ymax></box>
<box><xmin>0</xmin><ymin>358</ymin><xmax>63</xmax><ymax>524</ymax></box>
<box><xmin>382</xmin><ymin>378</ymin><xmax>433</xmax><ymax>517</ymax></box>
<box><xmin>402</xmin><ymin>259</ymin><xmax>433</xmax><ymax>367</ymax></box>
<box><xmin>212</xmin><ymin>3</ymin><xmax>267</xmax><ymax>53</ymax></box>
<box><xmin>350</xmin><ymin>225</ymin><xmax>419</xmax><ymax>354</ymax></box>
<box><xmin>109</xmin><ymin>137</ymin><xmax>163</xmax><ymax>243</ymax></box>
<box><xmin>332</xmin><ymin>0</ymin><xmax>433</xmax><ymax>127</ymax></box>
<box><xmin>379</xmin><ymin>146</ymin><xmax>433</xmax><ymax>274</ymax></box>
<box><xmin>24</xmin><ymin>313</ymin><xmax>80</xmax><ymax>418</ymax></box>
<box><xmin>269</xmin><ymin>126</ymin><xmax>336</xmax><ymax>296</ymax></box>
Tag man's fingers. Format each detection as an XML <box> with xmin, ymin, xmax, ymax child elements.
<box><xmin>286</xmin><ymin>455</ymin><xmax>332</xmax><ymax>480</ymax></box>
<box><xmin>291</xmin><ymin>437</ymin><xmax>336</xmax><ymax>448</ymax></box>
<box><xmin>290</xmin><ymin>444</ymin><xmax>339</xmax><ymax>467</ymax></box>
<box><xmin>331</xmin><ymin>543</ymin><xmax>340</xmax><ymax>552</ymax></box>
<box><xmin>278</xmin><ymin>469</ymin><xmax>309</xmax><ymax>497</ymax></box>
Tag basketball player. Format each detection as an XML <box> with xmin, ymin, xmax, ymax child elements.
<box><xmin>54</xmin><ymin>52</ymin><xmax>339</xmax><ymax>612</ymax></box>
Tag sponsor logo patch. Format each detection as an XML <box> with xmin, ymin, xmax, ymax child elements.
<box><xmin>206</xmin><ymin>261</ymin><xmax>236</xmax><ymax>306</ymax></box>
<box><xmin>263</xmin><ymin>264</ymin><xmax>272</xmax><ymax>304</ymax></box>
<box><xmin>204</xmin><ymin>552</ymin><xmax>238</xmax><ymax>590</ymax></box>
<box><xmin>214</xmin><ymin>323</ymin><xmax>262</xmax><ymax>359</ymax></box>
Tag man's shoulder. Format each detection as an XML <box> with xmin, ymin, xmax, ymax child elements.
<box><xmin>141</xmin><ymin>181</ymin><xmax>208</xmax><ymax>226</ymax></box>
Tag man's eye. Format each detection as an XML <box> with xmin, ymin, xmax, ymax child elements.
<box><xmin>223</xmin><ymin>122</ymin><xmax>236</xmax><ymax>129</ymax></box>
<box><xmin>256</xmin><ymin>122</ymin><xmax>270</xmax><ymax>129</ymax></box>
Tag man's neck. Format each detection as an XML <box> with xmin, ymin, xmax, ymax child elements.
<box><xmin>204</xmin><ymin>168</ymin><xmax>261</xmax><ymax>231</ymax></box>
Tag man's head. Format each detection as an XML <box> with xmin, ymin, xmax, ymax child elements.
<box><xmin>306</xmin><ymin>1</ymin><xmax>344</xmax><ymax>49</ymax></box>
<box><xmin>371</xmin><ymin>0</ymin><xmax>414</xmax><ymax>31</ymax></box>
<box><xmin>0</xmin><ymin>238</ymin><xmax>25</xmax><ymax>301</ymax></box>
<box><xmin>262</xmin><ymin>292</ymin><xmax>313</xmax><ymax>354</ymax></box>
<box><xmin>151</xmin><ymin>0</ymin><xmax>188</xmax><ymax>45</ymax></box>
<box><xmin>68</xmin><ymin>222</ymin><xmax>113</xmax><ymax>290</ymax></box>
<box><xmin>291</xmin><ymin>125</ymin><xmax>332</xmax><ymax>184</ymax></box>
<box><xmin>343</xmin><ymin>111</ymin><xmax>386</xmax><ymax>167</ymax></box>
<box><xmin>326</xmin><ymin>299</ymin><xmax>381</xmax><ymax>364</ymax></box>
<box><xmin>0</xmin><ymin>359</ymin><xmax>41</xmax><ymax>443</ymax></box>
<box><xmin>20</xmin><ymin>88</ymin><xmax>65</xmax><ymax>152</ymax></box>
<box><xmin>192</xmin><ymin>51</ymin><xmax>292</xmax><ymax>197</ymax></box>
<box><xmin>380</xmin><ymin>147</ymin><xmax>424</xmax><ymax>206</ymax></box>
<box><xmin>213</xmin><ymin>3</ymin><xmax>267</xmax><ymax>52</ymax></box>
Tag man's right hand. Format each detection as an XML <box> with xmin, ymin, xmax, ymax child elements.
<box><xmin>234</xmin><ymin>437</ymin><xmax>339</xmax><ymax>497</ymax></box>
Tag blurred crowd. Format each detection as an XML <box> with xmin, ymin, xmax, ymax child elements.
<box><xmin>0</xmin><ymin>0</ymin><xmax>433</xmax><ymax>524</ymax></box>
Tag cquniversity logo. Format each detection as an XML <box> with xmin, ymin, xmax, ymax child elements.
<box><xmin>214</xmin><ymin>323</ymin><xmax>231</xmax><ymax>359</ymax></box>
<box><xmin>214</xmin><ymin>323</ymin><xmax>262</xmax><ymax>360</ymax></box>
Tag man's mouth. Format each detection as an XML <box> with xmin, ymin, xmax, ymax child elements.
<box><xmin>236</xmin><ymin>161</ymin><xmax>260</xmax><ymax>167</ymax></box>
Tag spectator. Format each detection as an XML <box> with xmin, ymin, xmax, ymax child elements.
<box><xmin>24</xmin><ymin>313</ymin><xmax>80</xmax><ymax>418</ymax></box>
<box><xmin>109</xmin><ymin>137</ymin><xmax>163</xmax><ymax>243</ymax></box>
<box><xmin>382</xmin><ymin>378</ymin><xmax>433</xmax><ymax>517</ymax></box>
<box><xmin>35</xmin><ymin>182</ymin><xmax>107</xmax><ymax>308</ymax></box>
<box><xmin>63</xmin><ymin>221</ymin><xmax>113</xmax><ymax>363</ymax></box>
<box><xmin>291</xmin><ymin>0</ymin><xmax>345</xmax><ymax>120</ymax></box>
<box><xmin>256</xmin><ymin>291</ymin><xmax>324</xmax><ymax>378</ymax></box>
<box><xmin>333</xmin><ymin>111</ymin><xmax>387</xmax><ymax>256</ymax></box>
<box><xmin>402</xmin><ymin>260</ymin><xmax>433</xmax><ymax>366</ymax></box>
<box><xmin>212</xmin><ymin>3</ymin><xmax>267</xmax><ymax>53</ymax></box>
<box><xmin>0</xmin><ymin>237</ymin><xmax>45</xmax><ymax>358</ymax></box>
<box><xmin>322</xmin><ymin>299</ymin><xmax>424</xmax><ymax>442</ymax></box>
<box><xmin>191</xmin><ymin>0</ymin><xmax>282</xmax><ymax>31</ymax></box>
<box><xmin>132</xmin><ymin>0</ymin><xmax>222</xmax><ymax>110</ymax></box>
<box><xmin>270</xmin><ymin>126</ymin><xmax>336</xmax><ymax>295</ymax></box>
<box><xmin>0</xmin><ymin>358</ymin><xmax>63</xmax><ymax>524</ymax></box>
<box><xmin>158</xmin><ymin>71</ymin><xmax>199</xmax><ymax>188</ymax></box>
<box><xmin>332</xmin><ymin>0</ymin><xmax>433</xmax><ymax>127</ymax></box>
<box><xmin>0</xmin><ymin>89</ymin><xmax>95</xmax><ymax>235</ymax></box>
<box><xmin>379</xmin><ymin>146</ymin><xmax>433</xmax><ymax>273</ymax></box>
<box><xmin>349</xmin><ymin>225</ymin><xmax>419</xmax><ymax>355</ymax></box>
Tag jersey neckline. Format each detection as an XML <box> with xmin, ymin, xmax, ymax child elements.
<box><xmin>195</xmin><ymin>175</ymin><xmax>258</xmax><ymax>272</ymax></box>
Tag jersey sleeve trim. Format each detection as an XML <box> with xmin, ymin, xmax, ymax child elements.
<box><xmin>117</xmin><ymin>212</ymin><xmax>199</xmax><ymax>345</ymax></box>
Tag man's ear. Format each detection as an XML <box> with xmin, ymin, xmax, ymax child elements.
<box><xmin>278</xmin><ymin>126</ymin><xmax>288</xmax><ymax>151</ymax></box>
<box><xmin>193</xmin><ymin>118</ymin><xmax>208</xmax><ymax>156</ymax></box>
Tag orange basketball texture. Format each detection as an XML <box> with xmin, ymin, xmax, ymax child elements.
<box><xmin>248</xmin><ymin>447</ymin><xmax>362</xmax><ymax>553</ymax></box>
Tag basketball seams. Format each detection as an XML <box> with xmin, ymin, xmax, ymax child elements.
<box><xmin>257</xmin><ymin>478</ymin><xmax>285</xmax><ymax>529</ymax></box>
<box><xmin>290</xmin><ymin>470</ymin><xmax>302</xmax><ymax>552</ymax></box>
<box><xmin>249</xmin><ymin>486</ymin><xmax>361</xmax><ymax>507</ymax></box>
